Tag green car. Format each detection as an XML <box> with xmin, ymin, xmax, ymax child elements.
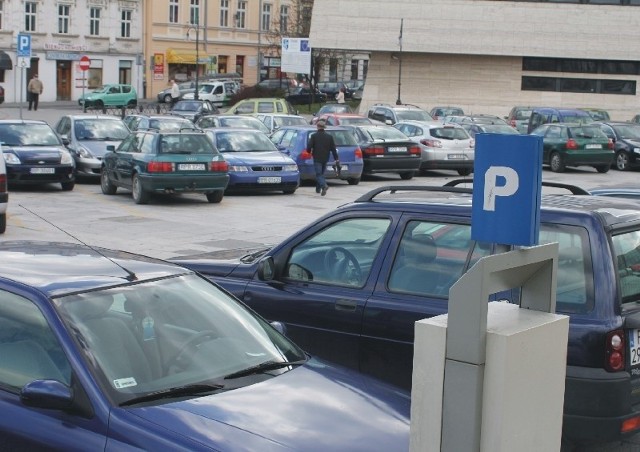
<box><xmin>101</xmin><ymin>130</ymin><xmax>229</xmax><ymax>204</ymax></box>
<box><xmin>530</xmin><ymin>122</ymin><xmax>614</xmax><ymax>173</ymax></box>
<box><xmin>78</xmin><ymin>84</ymin><xmax>137</xmax><ymax>109</ymax></box>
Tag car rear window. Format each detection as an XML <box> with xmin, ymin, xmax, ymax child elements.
<box><xmin>612</xmin><ymin>230</ymin><xmax>640</xmax><ymax>305</ymax></box>
<box><xmin>396</xmin><ymin>110</ymin><xmax>433</xmax><ymax>122</ymax></box>
<box><xmin>431</xmin><ymin>127</ymin><xmax>469</xmax><ymax>140</ymax></box>
<box><xmin>561</xmin><ymin>114</ymin><xmax>592</xmax><ymax>124</ymax></box>
<box><xmin>568</xmin><ymin>126</ymin><xmax>608</xmax><ymax>139</ymax></box>
<box><xmin>325</xmin><ymin>130</ymin><xmax>358</xmax><ymax>146</ymax></box>
<box><xmin>258</xmin><ymin>102</ymin><xmax>275</xmax><ymax>113</ymax></box>
<box><xmin>364</xmin><ymin>127</ymin><xmax>409</xmax><ymax>141</ymax></box>
<box><xmin>515</xmin><ymin>110</ymin><xmax>533</xmax><ymax>120</ymax></box>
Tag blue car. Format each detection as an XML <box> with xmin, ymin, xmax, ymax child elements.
<box><xmin>205</xmin><ymin>128</ymin><xmax>300</xmax><ymax>194</ymax></box>
<box><xmin>0</xmin><ymin>241</ymin><xmax>410</xmax><ymax>450</ymax></box>
<box><xmin>270</xmin><ymin>125</ymin><xmax>364</xmax><ymax>185</ymax></box>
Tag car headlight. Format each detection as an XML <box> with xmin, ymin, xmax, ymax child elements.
<box><xmin>3</xmin><ymin>152</ymin><xmax>20</xmax><ymax>164</ymax></box>
<box><xmin>634</xmin><ymin>147</ymin><xmax>640</xmax><ymax>154</ymax></box>
<box><xmin>76</xmin><ymin>146</ymin><xmax>93</xmax><ymax>159</ymax></box>
<box><xmin>60</xmin><ymin>150</ymin><xmax>74</xmax><ymax>165</ymax></box>
<box><xmin>228</xmin><ymin>165</ymin><xmax>249</xmax><ymax>172</ymax></box>
<box><xmin>284</xmin><ymin>164</ymin><xmax>298</xmax><ymax>172</ymax></box>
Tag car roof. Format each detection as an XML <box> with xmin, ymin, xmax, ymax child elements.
<box><xmin>0</xmin><ymin>119</ymin><xmax>48</xmax><ymax>125</ymax></box>
<box><xmin>396</xmin><ymin>120</ymin><xmax>457</xmax><ymax>127</ymax></box>
<box><xmin>67</xmin><ymin>114</ymin><xmax>123</xmax><ymax>120</ymax></box>
<box><xmin>0</xmin><ymin>241</ymin><xmax>189</xmax><ymax>297</ymax></box>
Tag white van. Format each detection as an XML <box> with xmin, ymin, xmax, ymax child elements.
<box><xmin>182</xmin><ymin>81</ymin><xmax>238</xmax><ymax>107</ymax></box>
<box><xmin>0</xmin><ymin>148</ymin><xmax>7</xmax><ymax>233</ymax></box>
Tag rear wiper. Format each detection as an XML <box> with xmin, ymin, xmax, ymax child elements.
<box><xmin>224</xmin><ymin>359</ymin><xmax>307</xmax><ymax>380</ymax></box>
<box><xmin>119</xmin><ymin>383</ymin><xmax>224</xmax><ymax>406</ymax></box>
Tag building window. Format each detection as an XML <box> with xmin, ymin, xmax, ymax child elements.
<box><xmin>329</xmin><ymin>58</ymin><xmax>338</xmax><ymax>81</ymax></box>
<box><xmin>169</xmin><ymin>0</ymin><xmax>179</xmax><ymax>23</ymax></box>
<box><xmin>261</xmin><ymin>3</ymin><xmax>271</xmax><ymax>31</ymax></box>
<box><xmin>220</xmin><ymin>0</ymin><xmax>229</xmax><ymax>27</ymax></box>
<box><xmin>523</xmin><ymin>57</ymin><xmax>640</xmax><ymax>75</ymax></box>
<box><xmin>25</xmin><ymin>2</ymin><xmax>37</xmax><ymax>32</ymax></box>
<box><xmin>236</xmin><ymin>55</ymin><xmax>244</xmax><ymax>76</ymax></box>
<box><xmin>236</xmin><ymin>1</ymin><xmax>246</xmax><ymax>28</ymax></box>
<box><xmin>121</xmin><ymin>9</ymin><xmax>132</xmax><ymax>38</ymax></box>
<box><xmin>58</xmin><ymin>4</ymin><xmax>70</xmax><ymax>34</ymax></box>
<box><xmin>280</xmin><ymin>5</ymin><xmax>288</xmax><ymax>32</ymax></box>
<box><xmin>190</xmin><ymin>0</ymin><xmax>200</xmax><ymax>25</ymax></box>
<box><xmin>90</xmin><ymin>7</ymin><xmax>101</xmax><ymax>36</ymax></box>
<box><xmin>522</xmin><ymin>76</ymin><xmax>636</xmax><ymax>95</ymax></box>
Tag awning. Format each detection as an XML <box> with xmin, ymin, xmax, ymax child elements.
<box><xmin>0</xmin><ymin>51</ymin><xmax>13</xmax><ymax>70</ymax></box>
<box><xmin>166</xmin><ymin>48</ymin><xmax>198</xmax><ymax>65</ymax></box>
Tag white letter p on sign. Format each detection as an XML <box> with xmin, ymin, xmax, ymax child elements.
<box><xmin>483</xmin><ymin>166</ymin><xmax>519</xmax><ymax>211</ymax></box>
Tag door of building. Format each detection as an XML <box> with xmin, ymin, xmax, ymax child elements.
<box><xmin>56</xmin><ymin>61</ymin><xmax>71</xmax><ymax>100</ymax></box>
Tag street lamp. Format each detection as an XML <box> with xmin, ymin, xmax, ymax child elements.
<box><xmin>396</xmin><ymin>18</ymin><xmax>404</xmax><ymax>106</ymax></box>
<box><xmin>187</xmin><ymin>21</ymin><xmax>201</xmax><ymax>100</ymax></box>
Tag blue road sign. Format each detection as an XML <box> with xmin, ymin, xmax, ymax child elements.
<box><xmin>17</xmin><ymin>34</ymin><xmax>31</xmax><ymax>58</ymax></box>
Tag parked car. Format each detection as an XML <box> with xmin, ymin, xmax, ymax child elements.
<box><xmin>182</xmin><ymin>81</ymin><xmax>238</xmax><ymax>107</ymax></box>
<box><xmin>529</xmin><ymin>122</ymin><xmax>614</xmax><ymax>173</ymax></box>
<box><xmin>169</xmin><ymin>99</ymin><xmax>219</xmax><ymax>123</ymax></box>
<box><xmin>254</xmin><ymin>113</ymin><xmax>308</xmax><ymax>134</ymax></box>
<box><xmin>461</xmin><ymin>122</ymin><xmax>520</xmax><ymax>138</ymax></box>
<box><xmin>78</xmin><ymin>84</ymin><xmax>137</xmax><ymax>109</ymax></box>
<box><xmin>429</xmin><ymin>106</ymin><xmax>465</xmax><ymax>120</ymax></box>
<box><xmin>0</xmin><ymin>241</ymin><xmax>410</xmax><ymax>450</ymax></box>
<box><xmin>204</xmin><ymin>128</ymin><xmax>299</xmax><ymax>194</ymax></box>
<box><xmin>0</xmin><ymin>149</ymin><xmax>6</xmax><ymax>233</ymax></box>
<box><xmin>195</xmin><ymin>114</ymin><xmax>270</xmax><ymax>133</ymax></box>
<box><xmin>344</xmin><ymin>124</ymin><xmax>421</xmax><ymax>179</ymax></box>
<box><xmin>580</xmin><ymin>108</ymin><xmax>611</xmax><ymax>122</ymax></box>
<box><xmin>316</xmin><ymin>81</ymin><xmax>352</xmax><ymax>100</ymax></box>
<box><xmin>505</xmin><ymin>106</ymin><xmax>536</xmax><ymax>134</ymax></box>
<box><xmin>285</xmin><ymin>87</ymin><xmax>327</xmax><ymax>105</ymax></box>
<box><xmin>527</xmin><ymin>107</ymin><xmax>593</xmax><ymax>133</ymax></box>
<box><xmin>156</xmin><ymin>81</ymin><xmax>196</xmax><ymax>103</ymax></box>
<box><xmin>256</xmin><ymin>78</ymin><xmax>298</xmax><ymax>93</ymax></box>
<box><xmin>367</xmin><ymin>103</ymin><xmax>433</xmax><ymax>125</ymax></box>
<box><xmin>174</xmin><ymin>181</ymin><xmax>640</xmax><ymax>446</ymax></box>
<box><xmin>317</xmin><ymin>113</ymin><xmax>376</xmax><ymax>126</ymax></box>
<box><xmin>101</xmin><ymin>129</ymin><xmax>229</xmax><ymax>204</ymax></box>
<box><xmin>0</xmin><ymin>120</ymin><xmax>75</xmax><ymax>191</ymax></box>
<box><xmin>226</xmin><ymin>97</ymin><xmax>297</xmax><ymax>115</ymax></box>
<box><xmin>310</xmin><ymin>103</ymin><xmax>355</xmax><ymax>124</ymax></box>
<box><xmin>123</xmin><ymin>114</ymin><xmax>198</xmax><ymax>132</ymax></box>
<box><xmin>445</xmin><ymin>114</ymin><xmax>508</xmax><ymax>126</ymax></box>
<box><xmin>55</xmin><ymin>114</ymin><xmax>131</xmax><ymax>179</ymax></box>
<box><xmin>394</xmin><ymin>120</ymin><xmax>474</xmax><ymax>175</ymax></box>
<box><xmin>343</xmin><ymin>79</ymin><xmax>365</xmax><ymax>92</ymax></box>
<box><xmin>592</xmin><ymin>121</ymin><xmax>640</xmax><ymax>171</ymax></box>
<box><xmin>269</xmin><ymin>125</ymin><xmax>364</xmax><ymax>185</ymax></box>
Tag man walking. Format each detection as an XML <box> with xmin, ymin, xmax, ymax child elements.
<box><xmin>307</xmin><ymin>119</ymin><xmax>339</xmax><ymax>196</ymax></box>
<box><xmin>27</xmin><ymin>74</ymin><xmax>43</xmax><ymax>111</ymax></box>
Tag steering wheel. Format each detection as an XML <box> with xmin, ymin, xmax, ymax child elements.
<box><xmin>323</xmin><ymin>247</ymin><xmax>363</xmax><ymax>285</ymax></box>
<box><xmin>164</xmin><ymin>330</ymin><xmax>218</xmax><ymax>373</ymax></box>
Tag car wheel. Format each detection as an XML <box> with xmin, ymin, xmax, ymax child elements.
<box><xmin>127</xmin><ymin>99</ymin><xmax>137</xmax><ymax>108</ymax></box>
<box><xmin>95</xmin><ymin>100</ymin><xmax>104</xmax><ymax>110</ymax></box>
<box><xmin>206</xmin><ymin>191</ymin><xmax>224</xmax><ymax>203</ymax></box>
<box><xmin>616</xmin><ymin>151</ymin><xmax>630</xmax><ymax>171</ymax></box>
<box><xmin>550</xmin><ymin>152</ymin><xmax>566</xmax><ymax>173</ymax></box>
<box><xmin>132</xmin><ymin>174</ymin><xmax>149</xmax><ymax>204</ymax></box>
<box><xmin>595</xmin><ymin>165</ymin><xmax>610</xmax><ymax>174</ymax></box>
<box><xmin>347</xmin><ymin>177</ymin><xmax>360</xmax><ymax>185</ymax></box>
<box><xmin>399</xmin><ymin>171</ymin><xmax>414</xmax><ymax>180</ymax></box>
<box><xmin>457</xmin><ymin>168</ymin><xmax>472</xmax><ymax>176</ymax></box>
<box><xmin>101</xmin><ymin>169</ymin><xmax>117</xmax><ymax>195</ymax></box>
<box><xmin>283</xmin><ymin>188</ymin><xmax>297</xmax><ymax>195</ymax></box>
<box><xmin>163</xmin><ymin>94</ymin><xmax>172</xmax><ymax>104</ymax></box>
<box><xmin>0</xmin><ymin>213</ymin><xmax>5</xmax><ymax>234</ymax></box>
<box><xmin>61</xmin><ymin>181</ymin><xmax>75</xmax><ymax>191</ymax></box>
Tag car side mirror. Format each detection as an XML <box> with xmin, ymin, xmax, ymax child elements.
<box><xmin>60</xmin><ymin>135</ymin><xmax>70</xmax><ymax>146</ymax></box>
<box><xmin>21</xmin><ymin>380</ymin><xmax>73</xmax><ymax>411</ymax></box>
<box><xmin>257</xmin><ymin>256</ymin><xmax>275</xmax><ymax>281</ymax></box>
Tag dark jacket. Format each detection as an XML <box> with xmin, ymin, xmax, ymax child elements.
<box><xmin>308</xmin><ymin>130</ymin><xmax>339</xmax><ymax>164</ymax></box>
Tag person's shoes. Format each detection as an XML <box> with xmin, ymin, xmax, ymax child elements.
<box><xmin>28</xmin><ymin>108</ymin><xmax>31</xmax><ymax>111</ymax></box>
<box><xmin>316</xmin><ymin>187</ymin><xmax>321</xmax><ymax>194</ymax></box>
<box><xmin>321</xmin><ymin>185</ymin><xmax>328</xmax><ymax>196</ymax></box>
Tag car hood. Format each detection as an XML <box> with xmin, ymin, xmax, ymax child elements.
<box><xmin>220</xmin><ymin>151</ymin><xmax>295</xmax><ymax>166</ymax></box>
<box><xmin>171</xmin><ymin>112</ymin><xmax>197</xmax><ymax>120</ymax></box>
<box><xmin>123</xmin><ymin>359</ymin><xmax>410</xmax><ymax>451</ymax></box>
<box><xmin>77</xmin><ymin>140</ymin><xmax>123</xmax><ymax>157</ymax></box>
<box><xmin>3</xmin><ymin>146</ymin><xmax>66</xmax><ymax>157</ymax></box>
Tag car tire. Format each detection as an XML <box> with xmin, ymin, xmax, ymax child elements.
<box><xmin>0</xmin><ymin>213</ymin><xmax>5</xmax><ymax>234</ymax></box>
<box><xmin>616</xmin><ymin>151</ymin><xmax>630</xmax><ymax>171</ymax></box>
<box><xmin>206</xmin><ymin>191</ymin><xmax>224</xmax><ymax>203</ymax></box>
<box><xmin>101</xmin><ymin>169</ymin><xmax>117</xmax><ymax>195</ymax></box>
<box><xmin>61</xmin><ymin>181</ymin><xmax>75</xmax><ymax>191</ymax></box>
<box><xmin>399</xmin><ymin>171</ymin><xmax>414</xmax><ymax>180</ymax></box>
<box><xmin>550</xmin><ymin>152</ymin><xmax>566</xmax><ymax>173</ymax></box>
<box><xmin>127</xmin><ymin>99</ymin><xmax>137</xmax><ymax>108</ymax></box>
<box><xmin>595</xmin><ymin>165</ymin><xmax>610</xmax><ymax>174</ymax></box>
<box><xmin>347</xmin><ymin>177</ymin><xmax>360</xmax><ymax>185</ymax></box>
<box><xmin>163</xmin><ymin>94</ymin><xmax>172</xmax><ymax>104</ymax></box>
<box><xmin>95</xmin><ymin>100</ymin><xmax>104</xmax><ymax>110</ymax></box>
<box><xmin>132</xmin><ymin>174</ymin><xmax>149</xmax><ymax>204</ymax></box>
<box><xmin>457</xmin><ymin>168</ymin><xmax>472</xmax><ymax>176</ymax></box>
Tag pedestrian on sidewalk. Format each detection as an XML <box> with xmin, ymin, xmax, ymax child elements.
<box><xmin>335</xmin><ymin>87</ymin><xmax>345</xmax><ymax>104</ymax></box>
<box><xmin>169</xmin><ymin>80</ymin><xmax>180</xmax><ymax>106</ymax></box>
<box><xmin>27</xmin><ymin>74</ymin><xmax>43</xmax><ymax>111</ymax></box>
<box><xmin>307</xmin><ymin>119</ymin><xmax>339</xmax><ymax>196</ymax></box>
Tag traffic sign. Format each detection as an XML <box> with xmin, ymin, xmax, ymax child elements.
<box><xmin>17</xmin><ymin>34</ymin><xmax>31</xmax><ymax>58</ymax></box>
<box><xmin>79</xmin><ymin>55</ymin><xmax>91</xmax><ymax>71</ymax></box>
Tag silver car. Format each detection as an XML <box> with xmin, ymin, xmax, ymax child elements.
<box><xmin>394</xmin><ymin>120</ymin><xmax>474</xmax><ymax>176</ymax></box>
<box><xmin>55</xmin><ymin>114</ymin><xmax>130</xmax><ymax>179</ymax></box>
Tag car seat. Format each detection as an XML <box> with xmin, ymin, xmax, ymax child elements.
<box><xmin>388</xmin><ymin>233</ymin><xmax>441</xmax><ymax>295</ymax></box>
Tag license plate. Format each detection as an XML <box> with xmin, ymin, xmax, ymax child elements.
<box><xmin>585</xmin><ymin>144</ymin><xmax>602</xmax><ymax>149</ymax></box>
<box><xmin>178</xmin><ymin>163</ymin><xmax>205</xmax><ymax>171</ymax></box>
<box><xmin>447</xmin><ymin>154</ymin><xmax>465</xmax><ymax>160</ymax></box>
<box><xmin>258</xmin><ymin>177</ymin><xmax>281</xmax><ymax>184</ymax></box>
<box><xmin>388</xmin><ymin>146</ymin><xmax>406</xmax><ymax>153</ymax></box>
<box><xmin>630</xmin><ymin>329</ymin><xmax>640</xmax><ymax>367</ymax></box>
<box><xmin>30</xmin><ymin>167</ymin><xmax>55</xmax><ymax>174</ymax></box>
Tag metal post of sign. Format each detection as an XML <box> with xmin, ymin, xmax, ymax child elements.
<box><xmin>19</xmin><ymin>63</ymin><xmax>24</xmax><ymax>119</ymax></box>
<box><xmin>82</xmin><ymin>70</ymin><xmax>86</xmax><ymax>113</ymax></box>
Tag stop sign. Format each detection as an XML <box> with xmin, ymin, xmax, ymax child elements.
<box><xmin>79</xmin><ymin>55</ymin><xmax>90</xmax><ymax>71</ymax></box>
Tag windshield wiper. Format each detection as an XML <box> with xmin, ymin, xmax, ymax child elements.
<box><xmin>119</xmin><ymin>383</ymin><xmax>224</xmax><ymax>406</ymax></box>
<box><xmin>240</xmin><ymin>247</ymin><xmax>271</xmax><ymax>263</ymax></box>
<box><xmin>224</xmin><ymin>359</ymin><xmax>307</xmax><ymax>380</ymax></box>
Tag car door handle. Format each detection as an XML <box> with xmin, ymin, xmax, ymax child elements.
<box><xmin>335</xmin><ymin>299</ymin><xmax>357</xmax><ymax>311</ymax></box>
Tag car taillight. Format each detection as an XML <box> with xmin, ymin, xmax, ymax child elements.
<box><xmin>608</xmin><ymin>138</ymin><xmax>614</xmax><ymax>149</ymax></box>
<box><xmin>605</xmin><ymin>330</ymin><xmax>625</xmax><ymax>372</ymax></box>
<box><xmin>621</xmin><ymin>416</ymin><xmax>640</xmax><ymax>434</ymax></box>
<box><xmin>355</xmin><ymin>148</ymin><xmax>363</xmax><ymax>159</ymax></box>
<box><xmin>210</xmin><ymin>160</ymin><xmax>228</xmax><ymax>172</ymax></box>
<box><xmin>147</xmin><ymin>161</ymin><xmax>174</xmax><ymax>172</ymax></box>
<box><xmin>420</xmin><ymin>139</ymin><xmax>442</xmax><ymax>148</ymax></box>
<box><xmin>364</xmin><ymin>146</ymin><xmax>384</xmax><ymax>155</ymax></box>
<box><xmin>0</xmin><ymin>174</ymin><xmax>6</xmax><ymax>193</ymax></box>
<box><xmin>566</xmin><ymin>139</ymin><xmax>578</xmax><ymax>150</ymax></box>
<box><xmin>409</xmin><ymin>146</ymin><xmax>421</xmax><ymax>156</ymax></box>
<box><xmin>300</xmin><ymin>150</ymin><xmax>313</xmax><ymax>160</ymax></box>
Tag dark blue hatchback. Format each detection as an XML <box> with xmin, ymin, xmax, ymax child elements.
<box><xmin>0</xmin><ymin>241</ymin><xmax>410</xmax><ymax>450</ymax></box>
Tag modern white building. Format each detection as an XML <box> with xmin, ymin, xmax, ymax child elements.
<box><xmin>0</xmin><ymin>0</ymin><xmax>143</xmax><ymax>104</ymax></box>
<box><xmin>310</xmin><ymin>0</ymin><xmax>640</xmax><ymax>120</ymax></box>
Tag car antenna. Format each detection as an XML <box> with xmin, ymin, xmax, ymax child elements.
<box><xmin>18</xmin><ymin>204</ymin><xmax>138</xmax><ymax>282</ymax></box>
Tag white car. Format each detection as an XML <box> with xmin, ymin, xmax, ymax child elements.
<box><xmin>0</xmin><ymin>146</ymin><xmax>7</xmax><ymax>233</ymax></box>
<box><xmin>394</xmin><ymin>120</ymin><xmax>475</xmax><ymax>176</ymax></box>
<box><xmin>182</xmin><ymin>81</ymin><xmax>238</xmax><ymax>107</ymax></box>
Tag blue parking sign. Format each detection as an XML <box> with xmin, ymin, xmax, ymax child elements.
<box><xmin>17</xmin><ymin>34</ymin><xmax>31</xmax><ymax>58</ymax></box>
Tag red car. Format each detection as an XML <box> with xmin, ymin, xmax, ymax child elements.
<box><xmin>318</xmin><ymin>113</ymin><xmax>377</xmax><ymax>126</ymax></box>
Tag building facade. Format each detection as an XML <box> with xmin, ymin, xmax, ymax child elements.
<box><xmin>0</xmin><ymin>0</ymin><xmax>143</xmax><ymax>103</ymax></box>
<box><xmin>310</xmin><ymin>0</ymin><xmax>640</xmax><ymax>120</ymax></box>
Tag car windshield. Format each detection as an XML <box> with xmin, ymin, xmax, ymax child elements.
<box><xmin>57</xmin><ymin>274</ymin><xmax>306</xmax><ymax>406</ymax></box>
<box><xmin>273</xmin><ymin>116</ymin><xmax>307</xmax><ymax>128</ymax></box>
<box><xmin>218</xmin><ymin>117</ymin><xmax>270</xmax><ymax>133</ymax></box>
<box><xmin>396</xmin><ymin>110</ymin><xmax>433</xmax><ymax>122</ymax></box>
<box><xmin>569</xmin><ymin>126</ymin><xmax>607</xmax><ymax>139</ymax></box>
<box><xmin>91</xmin><ymin>86</ymin><xmax>110</xmax><ymax>93</ymax></box>
<box><xmin>0</xmin><ymin>123</ymin><xmax>62</xmax><ymax>146</ymax></box>
<box><xmin>615</xmin><ymin>124</ymin><xmax>640</xmax><ymax>140</ymax></box>
<box><xmin>339</xmin><ymin>117</ymin><xmax>371</xmax><ymax>125</ymax></box>
<box><xmin>211</xmin><ymin>131</ymin><xmax>278</xmax><ymax>152</ymax></box>
<box><xmin>74</xmin><ymin>119</ymin><xmax>130</xmax><ymax>140</ymax></box>
<box><xmin>173</xmin><ymin>101</ymin><xmax>200</xmax><ymax>112</ymax></box>
<box><xmin>149</xmin><ymin>119</ymin><xmax>196</xmax><ymax>131</ymax></box>
<box><xmin>430</xmin><ymin>127</ymin><xmax>470</xmax><ymax>140</ymax></box>
<box><xmin>362</xmin><ymin>126</ymin><xmax>409</xmax><ymax>141</ymax></box>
